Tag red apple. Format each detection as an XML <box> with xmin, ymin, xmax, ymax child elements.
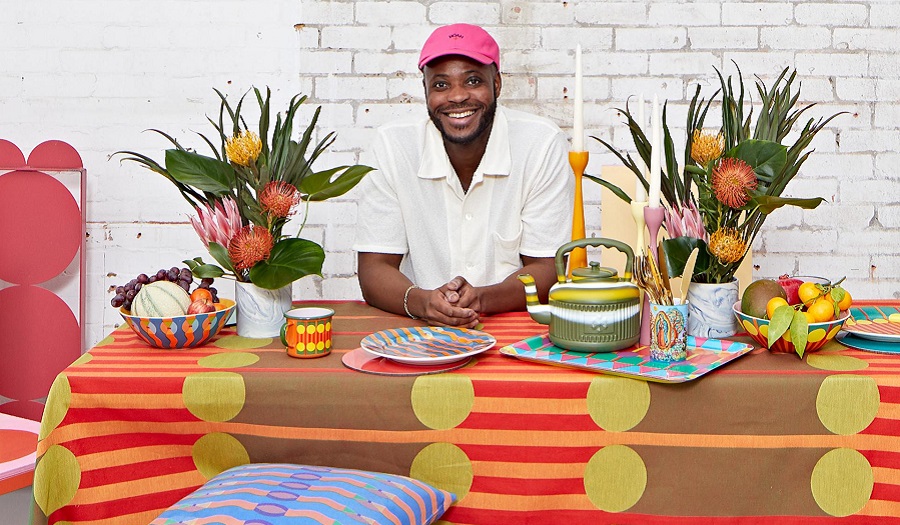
<box><xmin>187</xmin><ymin>298</ymin><xmax>216</xmax><ymax>314</ymax></box>
<box><xmin>778</xmin><ymin>274</ymin><xmax>803</xmax><ymax>305</ymax></box>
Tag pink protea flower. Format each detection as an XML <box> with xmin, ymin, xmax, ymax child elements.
<box><xmin>259</xmin><ymin>181</ymin><xmax>301</xmax><ymax>218</ymax></box>
<box><xmin>190</xmin><ymin>198</ymin><xmax>242</xmax><ymax>248</ymax></box>
<box><xmin>665</xmin><ymin>202</ymin><xmax>708</xmax><ymax>241</ymax></box>
<box><xmin>228</xmin><ymin>225</ymin><xmax>274</xmax><ymax>271</ymax></box>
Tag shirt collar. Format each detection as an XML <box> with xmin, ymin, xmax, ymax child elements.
<box><xmin>418</xmin><ymin>106</ymin><xmax>512</xmax><ymax>182</ymax></box>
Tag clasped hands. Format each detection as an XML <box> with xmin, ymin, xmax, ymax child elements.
<box><xmin>416</xmin><ymin>276</ymin><xmax>481</xmax><ymax>328</ymax></box>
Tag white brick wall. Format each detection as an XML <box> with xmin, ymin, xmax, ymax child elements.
<box><xmin>2</xmin><ymin>0</ymin><xmax>899</xmax><ymax>349</ymax></box>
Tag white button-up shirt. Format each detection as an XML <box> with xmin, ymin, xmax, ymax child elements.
<box><xmin>354</xmin><ymin>106</ymin><xmax>574</xmax><ymax>289</ymax></box>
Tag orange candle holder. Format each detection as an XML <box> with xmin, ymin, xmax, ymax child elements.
<box><xmin>568</xmin><ymin>151</ymin><xmax>589</xmax><ymax>278</ymax></box>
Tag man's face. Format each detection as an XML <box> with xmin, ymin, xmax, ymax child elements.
<box><xmin>423</xmin><ymin>56</ymin><xmax>501</xmax><ymax>146</ymax></box>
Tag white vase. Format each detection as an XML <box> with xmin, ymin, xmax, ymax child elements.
<box><xmin>234</xmin><ymin>281</ymin><xmax>292</xmax><ymax>338</ymax></box>
<box><xmin>686</xmin><ymin>278</ymin><xmax>740</xmax><ymax>339</ymax></box>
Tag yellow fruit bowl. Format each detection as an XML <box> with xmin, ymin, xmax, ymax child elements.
<box><xmin>119</xmin><ymin>299</ymin><xmax>235</xmax><ymax>349</ymax></box>
<box><xmin>732</xmin><ymin>301</ymin><xmax>849</xmax><ymax>354</ymax></box>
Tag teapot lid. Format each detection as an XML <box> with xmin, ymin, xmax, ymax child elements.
<box><xmin>571</xmin><ymin>261</ymin><xmax>618</xmax><ymax>281</ymax></box>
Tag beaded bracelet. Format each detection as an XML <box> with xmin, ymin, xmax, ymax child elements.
<box><xmin>403</xmin><ymin>284</ymin><xmax>419</xmax><ymax>320</ymax></box>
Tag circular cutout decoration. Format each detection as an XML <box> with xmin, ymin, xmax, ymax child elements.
<box><xmin>197</xmin><ymin>352</ymin><xmax>260</xmax><ymax>369</ymax></box>
<box><xmin>0</xmin><ymin>170</ymin><xmax>81</xmax><ymax>284</ymax></box>
<box><xmin>411</xmin><ymin>374</ymin><xmax>474</xmax><ymax>429</ymax></box>
<box><xmin>33</xmin><ymin>445</ymin><xmax>80</xmax><ymax>516</ymax></box>
<box><xmin>0</xmin><ymin>286</ymin><xmax>80</xmax><ymax>401</ymax></box>
<box><xmin>585</xmin><ymin>445</ymin><xmax>647</xmax><ymax>512</ymax></box>
<box><xmin>39</xmin><ymin>374</ymin><xmax>72</xmax><ymax>440</ymax></box>
<box><xmin>811</xmin><ymin>448</ymin><xmax>873</xmax><ymax>517</ymax></box>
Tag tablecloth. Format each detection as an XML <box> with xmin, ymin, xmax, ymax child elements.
<box><xmin>30</xmin><ymin>300</ymin><xmax>900</xmax><ymax>524</ymax></box>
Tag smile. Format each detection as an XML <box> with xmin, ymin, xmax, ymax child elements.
<box><xmin>446</xmin><ymin>109</ymin><xmax>476</xmax><ymax>119</ymax></box>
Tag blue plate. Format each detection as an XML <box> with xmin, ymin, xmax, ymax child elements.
<box><xmin>836</xmin><ymin>332</ymin><xmax>900</xmax><ymax>355</ymax></box>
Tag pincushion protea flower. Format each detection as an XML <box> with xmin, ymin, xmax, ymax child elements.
<box><xmin>708</xmin><ymin>227</ymin><xmax>746</xmax><ymax>264</ymax></box>
<box><xmin>259</xmin><ymin>181</ymin><xmax>301</xmax><ymax>218</ymax></box>
<box><xmin>228</xmin><ymin>226</ymin><xmax>274</xmax><ymax>271</ymax></box>
<box><xmin>190</xmin><ymin>198</ymin><xmax>243</xmax><ymax>248</ymax></box>
<box><xmin>225</xmin><ymin>130</ymin><xmax>262</xmax><ymax>167</ymax></box>
<box><xmin>712</xmin><ymin>157</ymin><xmax>757</xmax><ymax>208</ymax></box>
<box><xmin>690</xmin><ymin>130</ymin><xmax>724</xmax><ymax>166</ymax></box>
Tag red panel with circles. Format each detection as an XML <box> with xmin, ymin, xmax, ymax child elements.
<box><xmin>0</xmin><ymin>140</ymin><xmax>85</xmax><ymax>421</ymax></box>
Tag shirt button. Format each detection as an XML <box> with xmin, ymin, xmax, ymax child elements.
<box><xmin>465</xmin><ymin>213</ymin><xmax>473</xmax><ymax>220</ymax></box>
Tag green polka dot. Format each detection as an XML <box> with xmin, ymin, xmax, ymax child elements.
<box><xmin>587</xmin><ymin>376</ymin><xmax>650</xmax><ymax>431</ymax></box>
<box><xmin>39</xmin><ymin>375</ymin><xmax>71</xmax><ymax>440</ymax></box>
<box><xmin>94</xmin><ymin>334</ymin><xmax>115</xmax><ymax>347</ymax></box>
<box><xmin>585</xmin><ymin>445</ymin><xmax>647</xmax><ymax>512</ymax></box>
<box><xmin>71</xmin><ymin>353</ymin><xmax>92</xmax><ymax>366</ymax></box>
<box><xmin>214</xmin><ymin>335</ymin><xmax>272</xmax><ymax>349</ymax></box>
<box><xmin>411</xmin><ymin>375</ymin><xmax>474</xmax><ymax>430</ymax></box>
<box><xmin>811</xmin><ymin>448</ymin><xmax>873</xmax><ymax>517</ymax></box>
<box><xmin>816</xmin><ymin>375</ymin><xmax>879</xmax><ymax>435</ymax></box>
<box><xmin>197</xmin><ymin>352</ymin><xmax>259</xmax><ymax>369</ymax></box>
<box><xmin>807</xmin><ymin>354</ymin><xmax>868</xmax><ymax>371</ymax></box>
<box><xmin>183</xmin><ymin>372</ymin><xmax>246</xmax><ymax>422</ymax></box>
<box><xmin>410</xmin><ymin>442</ymin><xmax>473</xmax><ymax>500</ymax></box>
<box><xmin>192</xmin><ymin>432</ymin><xmax>250</xmax><ymax>479</ymax></box>
<box><xmin>34</xmin><ymin>445</ymin><xmax>80</xmax><ymax>515</ymax></box>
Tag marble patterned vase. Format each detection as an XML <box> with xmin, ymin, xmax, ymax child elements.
<box><xmin>686</xmin><ymin>278</ymin><xmax>740</xmax><ymax>338</ymax></box>
<box><xmin>235</xmin><ymin>281</ymin><xmax>292</xmax><ymax>338</ymax></box>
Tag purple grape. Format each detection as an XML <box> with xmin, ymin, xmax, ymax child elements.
<box><xmin>201</xmin><ymin>278</ymin><xmax>214</xmax><ymax>286</ymax></box>
<box><xmin>178</xmin><ymin>280</ymin><xmax>190</xmax><ymax>292</ymax></box>
<box><xmin>124</xmin><ymin>282</ymin><xmax>135</xmax><ymax>292</ymax></box>
<box><xmin>111</xmin><ymin>294</ymin><xmax>126</xmax><ymax>307</ymax></box>
<box><xmin>148</xmin><ymin>276</ymin><xmax>157</xmax><ymax>283</ymax></box>
<box><xmin>123</xmin><ymin>300</ymin><xmax>132</xmax><ymax>310</ymax></box>
<box><xmin>134</xmin><ymin>283</ymin><xmax>142</xmax><ymax>292</ymax></box>
<box><xmin>167</xmin><ymin>269</ymin><xmax>178</xmax><ymax>281</ymax></box>
<box><xmin>115</xmin><ymin>286</ymin><xmax>125</xmax><ymax>295</ymax></box>
<box><xmin>156</xmin><ymin>269</ymin><xmax>167</xmax><ymax>280</ymax></box>
<box><xmin>125</xmin><ymin>290</ymin><xmax>136</xmax><ymax>301</ymax></box>
<box><xmin>137</xmin><ymin>273</ymin><xmax>149</xmax><ymax>284</ymax></box>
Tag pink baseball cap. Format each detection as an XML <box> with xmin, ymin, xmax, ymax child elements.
<box><xmin>418</xmin><ymin>24</ymin><xmax>500</xmax><ymax>71</ymax></box>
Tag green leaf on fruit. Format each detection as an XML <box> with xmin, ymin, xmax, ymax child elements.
<box><xmin>768</xmin><ymin>305</ymin><xmax>794</xmax><ymax>347</ymax></box>
<box><xmin>791</xmin><ymin>310</ymin><xmax>809</xmax><ymax>358</ymax></box>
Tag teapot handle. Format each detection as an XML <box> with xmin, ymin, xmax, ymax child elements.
<box><xmin>554</xmin><ymin>238</ymin><xmax>635</xmax><ymax>283</ymax></box>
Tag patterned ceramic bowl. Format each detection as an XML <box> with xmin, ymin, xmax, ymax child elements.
<box><xmin>732</xmin><ymin>301</ymin><xmax>849</xmax><ymax>354</ymax></box>
<box><xmin>119</xmin><ymin>299</ymin><xmax>235</xmax><ymax>349</ymax></box>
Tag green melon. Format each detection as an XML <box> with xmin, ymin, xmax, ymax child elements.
<box><xmin>132</xmin><ymin>281</ymin><xmax>191</xmax><ymax>317</ymax></box>
<box><xmin>741</xmin><ymin>278</ymin><xmax>787</xmax><ymax>319</ymax></box>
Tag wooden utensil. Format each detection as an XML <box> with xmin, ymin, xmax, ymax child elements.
<box><xmin>680</xmin><ymin>248</ymin><xmax>700</xmax><ymax>303</ymax></box>
<box><xmin>656</xmin><ymin>242</ymin><xmax>674</xmax><ymax>305</ymax></box>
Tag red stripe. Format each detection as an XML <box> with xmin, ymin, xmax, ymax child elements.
<box><xmin>60</xmin><ymin>432</ymin><xmax>202</xmax><ymax>456</ymax></box>
<box><xmin>861</xmin><ymin>449</ymin><xmax>900</xmax><ymax>469</ymax></box>
<box><xmin>471</xmin><ymin>475</ymin><xmax>586</xmax><ymax>496</ymax></box>
<box><xmin>861</xmin><ymin>418</ymin><xmax>900</xmax><ymax>436</ymax></box>
<box><xmin>472</xmin><ymin>380</ymin><xmax>589</xmax><ymax>399</ymax></box>
<box><xmin>50</xmin><ymin>486</ymin><xmax>197</xmax><ymax>523</ymax></box>
<box><xmin>67</xmin><ymin>408</ymin><xmax>197</xmax><ymax>423</ymax></box>
<box><xmin>872</xmin><ymin>482</ymin><xmax>900</xmax><ymax>502</ymax></box>
<box><xmin>460</xmin><ymin>413</ymin><xmax>598</xmax><ymax>431</ymax></box>
<box><xmin>461</xmin><ymin>444</ymin><xmax>599</xmax><ymax>463</ymax></box>
<box><xmin>878</xmin><ymin>386</ymin><xmax>900</xmax><ymax>404</ymax></box>
<box><xmin>79</xmin><ymin>456</ymin><xmax>198</xmax><ymax>488</ymax></box>
<box><xmin>69</xmin><ymin>376</ymin><xmax>184</xmax><ymax>394</ymax></box>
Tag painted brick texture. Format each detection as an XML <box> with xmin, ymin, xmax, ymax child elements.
<box><xmin>1</xmin><ymin>0</ymin><xmax>898</xmax><ymax>347</ymax></box>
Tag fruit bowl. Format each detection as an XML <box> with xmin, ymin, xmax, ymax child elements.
<box><xmin>732</xmin><ymin>301</ymin><xmax>849</xmax><ymax>354</ymax></box>
<box><xmin>119</xmin><ymin>299</ymin><xmax>235</xmax><ymax>349</ymax></box>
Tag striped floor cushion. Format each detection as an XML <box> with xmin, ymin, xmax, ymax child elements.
<box><xmin>150</xmin><ymin>463</ymin><xmax>455</xmax><ymax>525</ymax></box>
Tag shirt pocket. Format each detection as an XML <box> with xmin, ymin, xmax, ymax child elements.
<box><xmin>491</xmin><ymin>225</ymin><xmax>523</xmax><ymax>281</ymax></box>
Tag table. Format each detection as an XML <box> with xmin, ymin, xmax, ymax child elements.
<box><xmin>31</xmin><ymin>300</ymin><xmax>900</xmax><ymax>524</ymax></box>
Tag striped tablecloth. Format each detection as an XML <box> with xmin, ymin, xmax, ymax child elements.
<box><xmin>31</xmin><ymin>300</ymin><xmax>900</xmax><ymax>524</ymax></box>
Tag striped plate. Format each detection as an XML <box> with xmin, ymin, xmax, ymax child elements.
<box><xmin>844</xmin><ymin>306</ymin><xmax>900</xmax><ymax>342</ymax></box>
<box><xmin>361</xmin><ymin>326</ymin><xmax>495</xmax><ymax>365</ymax></box>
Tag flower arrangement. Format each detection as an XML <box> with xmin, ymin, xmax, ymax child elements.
<box><xmin>590</xmin><ymin>66</ymin><xmax>844</xmax><ymax>284</ymax></box>
<box><xmin>117</xmin><ymin>88</ymin><xmax>372</xmax><ymax>290</ymax></box>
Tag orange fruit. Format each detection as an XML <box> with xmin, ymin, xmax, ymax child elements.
<box><xmin>190</xmin><ymin>288</ymin><xmax>214</xmax><ymax>303</ymax></box>
<box><xmin>766</xmin><ymin>297</ymin><xmax>790</xmax><ymax>319</ymax></box>
<box><xmin>808</xmin><ymin>297</ymin><xmax>835</xmax><ymax>323</ymax></box>
<box><xmin>828</xmin><ymin>288</ymin><xmax>852</xmax><ymax>311</ymax></box>
<box><xmin>803</xmin><ymin>311</ymin><xmax>817</xmax><ymax>324</ymax></box>
<box><xmin>798</xmin><ymin>282</ymin><xmax>822</xmax><ymax>307</ymax></box>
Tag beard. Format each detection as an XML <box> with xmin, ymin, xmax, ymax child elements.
<box><xmin>428</xmin><ymin>99</ymin><xmax>497</xmax><ymax>146</ymax></box>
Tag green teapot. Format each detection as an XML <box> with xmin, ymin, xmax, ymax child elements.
<box><xmin>518</xmin><ymin>238</ymin><xmax>640</xmax><ymax>352</ymax></box>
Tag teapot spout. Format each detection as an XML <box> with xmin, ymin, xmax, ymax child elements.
<box><xmin>518</xmin><ymin>274</ymin><xmax>551</xmax><ymax>325</ymax></box>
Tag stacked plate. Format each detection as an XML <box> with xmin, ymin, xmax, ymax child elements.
<box><xmin>837</xmin><ymin>306</ymin><xmax>900</xmax><ymax>354</ymax></box>
<box><xmin>361</xmin><ymin>326</ymin><xmax>496</xmax><ymax>365</ymax></box>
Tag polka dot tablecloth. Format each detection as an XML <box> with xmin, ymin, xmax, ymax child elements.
<box><xmin>31</xmin><ymin>300</ymin><xmax>900</xmax><ymax>525</ymax></box>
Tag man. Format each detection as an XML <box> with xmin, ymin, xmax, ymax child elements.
<box><xmin>354</xmin><ymin>23</ymin><xmax>574</xmax><ymax>327</ymax></box>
